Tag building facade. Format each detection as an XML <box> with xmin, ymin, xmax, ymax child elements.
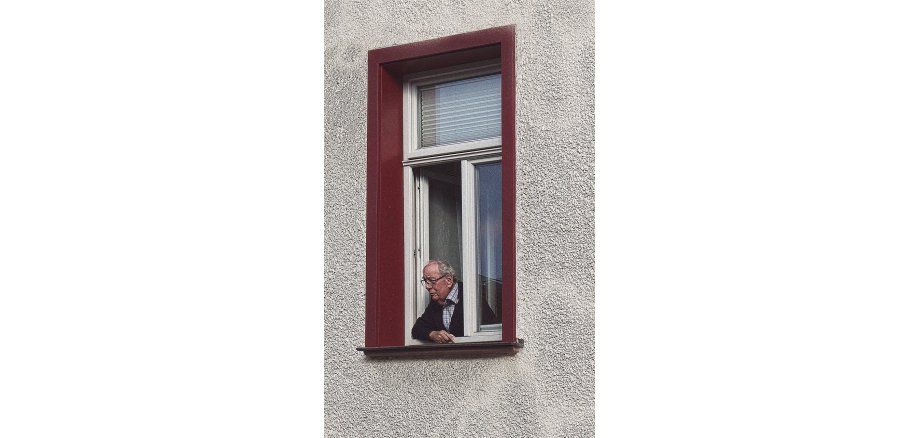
<box><xmin>325</xmin><ymin>1</ymin><xmax>594</xmax><ymax>435</ymax></box>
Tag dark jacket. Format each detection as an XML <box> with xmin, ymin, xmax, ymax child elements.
<box><xmin>410</xmin><ymin>283</ymin><xmax>497</xmax><ymax>341</ymax></box>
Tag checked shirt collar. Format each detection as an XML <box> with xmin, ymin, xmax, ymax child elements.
<box><xmin>442</xmin><ymin>282</ymin><xmax>459</xmax><ymax>329</ymax></box>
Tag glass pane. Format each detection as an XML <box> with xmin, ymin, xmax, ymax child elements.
<box><xmin>475</xmin><ymin>162</ymin><xmax>502</xmax><ymax>329</ymax></box>
<box><xmin>418</xmin><ymin>74</ymin><xmax>501</xmax><ymax>148</ymax></box>
<box><xmin>423</xmin><ymin>163</ymin><xmax>463</xmax><ymax>282</ymax></box>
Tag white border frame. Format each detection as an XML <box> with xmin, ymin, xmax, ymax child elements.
<box><xmin>403</xmin><ymin>167</ymin><xmax>425</xmax><ymax>345</ymax></box>
<box><xmin>461</xmin><ymin>156</ymin><xmax>503</xmax><ymax>341</ymax></box>
<box><xmin>402</xmin><ymin>61</ymin><xmax>505</xmax><ymax>345</ymax></box>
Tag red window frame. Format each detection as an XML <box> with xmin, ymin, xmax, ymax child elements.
<box><xmin>365</xmin><ymin>26</ymin><xmax>517</xmax><ymax>348</ymax></box>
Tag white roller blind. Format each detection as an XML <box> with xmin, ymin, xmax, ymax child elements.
<box><xmin>418</xmin><ymin>73</ymin><xmax>501</xmax><ymax>148</ymax></box>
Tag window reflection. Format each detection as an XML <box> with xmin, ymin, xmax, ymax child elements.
<box><xmin>476</xmin><ymin>162</ymin><xmax>502</xmax><ymax>328</ymax></box>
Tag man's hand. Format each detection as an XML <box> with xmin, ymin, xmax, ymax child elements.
<box><xmin>428</xmin><ymin>330</ymin><xmax>455</xmax><ymax>344</ymax></box>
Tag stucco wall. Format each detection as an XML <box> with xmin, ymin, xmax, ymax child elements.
<box><xmin>324</xmin><ymin>1</ymin><xmax>594</xmax><ymax>436</ymax></box>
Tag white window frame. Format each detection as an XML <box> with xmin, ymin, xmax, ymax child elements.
<box><xmin>402</xmin><ymin>61</ymin><xmax>504</xmax><ymax>345</ymax></box>
<box><xmin>461</xmin><ymin>156</ymin><xmax>503</xmax><ymax>339</ymax></box>
<box><xmin>402</xmin><ymin>60</ymin><xmax>502</xmax><ymax>163</ymax></box>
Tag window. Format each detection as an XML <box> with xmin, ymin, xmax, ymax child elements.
<box><xmin>403</xmin><ymin>62</ymin><xmax>503</xmax><ymax>343</ymax></box>
<box><xmin>361</xmin><ymin>26</ymin><xmax>519</xmax><ymax>356</ymax></box>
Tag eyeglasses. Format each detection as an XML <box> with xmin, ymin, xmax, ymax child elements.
<box><xmin>420</xmin><ymin>274</ymin><xmax>447</xmax><ymax>285</ymax></box>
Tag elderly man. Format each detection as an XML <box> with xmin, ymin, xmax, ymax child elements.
<box><xmin>411</xmin><ymin>259</ymin><xmax>497</xmax><ymax>343</ymax></box>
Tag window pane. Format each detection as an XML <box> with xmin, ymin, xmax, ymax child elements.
<box><xmin>476</xmin><ymin>162</ymin><xmax>502</xmax><ymax>328</ymax></box>
<box><xmin>418</xmin><ymin>74</ymin><xmax>501</xmax><ymax>148</ymax></box>
<box><xmin>423</xmin><ymin>163</ymin><xmax>462</xmax><ymax>281</ymax></box>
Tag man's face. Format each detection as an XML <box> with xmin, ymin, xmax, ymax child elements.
<box><xmin>423</xmin><ymin>263</ymin><xmax>453</xmax><ymax>305</ymax></box>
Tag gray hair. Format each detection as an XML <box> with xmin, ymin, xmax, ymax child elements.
<box><xmin>426</xmin><ymin>259</ymin><xmax>457</xmax><ymax>280</ymax></box>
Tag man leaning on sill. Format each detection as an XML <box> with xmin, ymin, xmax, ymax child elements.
<box><xmin>411</xmin><ymin>259</ymin><xmax>497</xmax><ymax>343</ymax></box>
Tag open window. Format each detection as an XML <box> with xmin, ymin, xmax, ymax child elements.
<box><xmin>404</xmin><ymin>61</ymin><xmax>504</xmax><ymax>343</ymax></box>
<box><xmin>361</xmin><ymin>26</ymin><xmax>519</xmax><ymax>356</ymax></box>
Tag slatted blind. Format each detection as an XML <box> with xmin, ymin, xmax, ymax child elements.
<box><xmin>418</xmin><ymin>73</ymin><xmax>501</xmax><ymax>148</ymax></box>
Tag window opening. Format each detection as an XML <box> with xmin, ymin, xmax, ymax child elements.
<box><xmin>404</xmin><ymin>63</ymin><xmax>503</xmax><ymax>343</ymax></box>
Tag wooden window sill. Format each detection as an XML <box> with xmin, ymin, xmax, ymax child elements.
<box><xmin>357</xmin><ymin>339</ymin><xmax>523</xmax><ymax>359</ymax></box>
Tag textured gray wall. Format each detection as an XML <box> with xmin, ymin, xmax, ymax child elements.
<box><xmin>324</xmin><ymin>1</ymin><xmax>594</xmax><ymax>436</ymax></box>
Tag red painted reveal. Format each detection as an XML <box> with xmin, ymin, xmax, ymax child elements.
<box><xmin>366</xmin><ymin>26</ymin><xmax>516</xmax><ymax>348</ymax></box>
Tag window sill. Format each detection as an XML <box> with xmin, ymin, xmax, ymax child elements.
<box><xmin>357</xmin><ymin>339</ymin><xmax>523</xmax><ymax>359</ymax></box>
